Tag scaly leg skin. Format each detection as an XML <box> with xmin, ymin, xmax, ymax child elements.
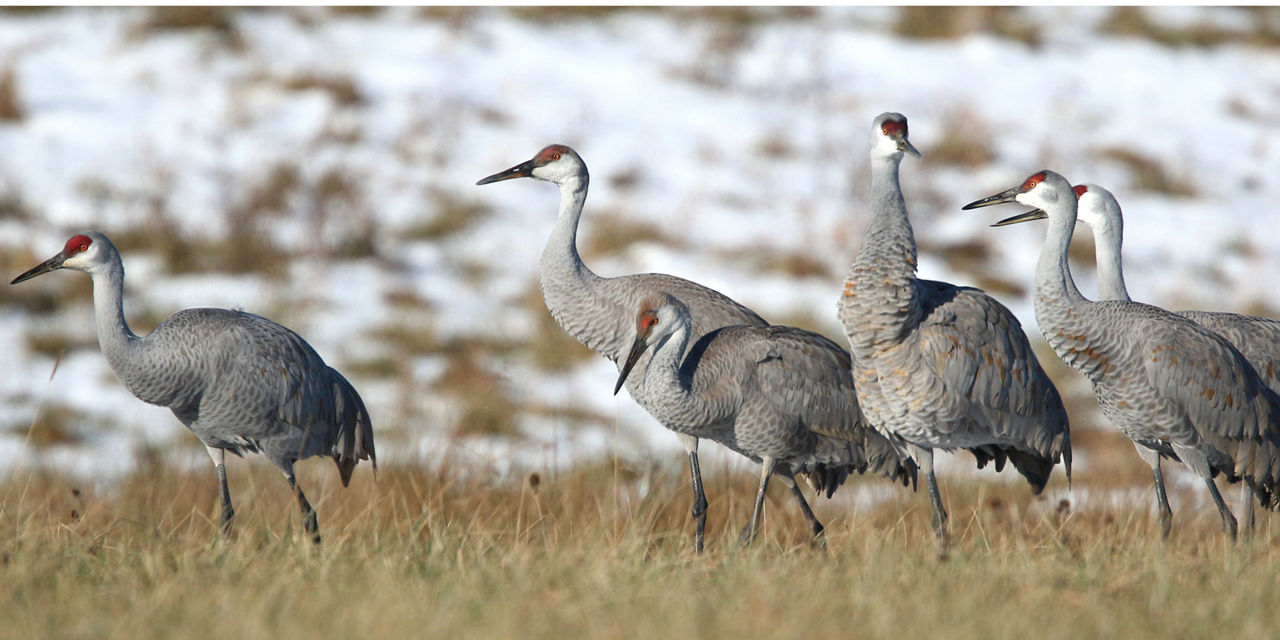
<box><xmin>1203</xmin><ymin>477</ymin><xmax>1238</xmax><ymax>544</ymax></box>
<box><xmin>779</xmin><ymin>474</ymin><xmax>826</xmax><ymax>551</ymax></box>
<box><xmin>738</xmin><ymin>457</ymin><xmax>776</xmax><ymax>548</ymax></box>
<box><xmin>206</xmin><ymin>445</ymin><xmax>235</xmax><ymax>539</ymax></box>
<box><xmin>1137</xmin><ymin>447</ymin><xmax>1173</xmax><ymax>540</ymax></box>
<box><xmin>910</xmin><ymin>444</ymin><xmax>948</xmax><ymax>554</ymax></box>
<box><xmin>679</xmin><ymin>434</ymin><xmax>708</xmax><ymax>554</ymax></box>
<box><xmin>286</xmin><ymin>471</ymin><xmax>322</xmax><ymax>545</ymax></box>
<box><xmin>1240</xmin><ymin>483</ymin><xmax>1255</xmax><ymax>542</ymax></box>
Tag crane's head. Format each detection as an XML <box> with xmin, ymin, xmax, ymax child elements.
<box><xmin>870</xmin><ymin>112</ymin><xmax>921</xmax><ymax>160</ymax></box>
<box><xmin>962</xmin><ymin>170</ymin><xmax>1074</xmax><ymax>227</ymax></box>
<box><xmin>1072</xmin><ymin>183</ymin><xmax>1123</xmax><ymax>237</ymax></box>
<box><xmin>11</xmin><ymin>231</ymin><xmax>115</xmax><ymax>285</ymax></box>
<box><xmin>476</xmin><ymin>144</ymin><xmax>584</xmax><ymax>187</ymax></box>
<box><xmin>614</xmin><ymin>293</ymin><xmax>688</xmax><ymax>395</ymax></box>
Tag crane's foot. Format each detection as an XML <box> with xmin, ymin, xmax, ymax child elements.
<box><xmin>810</xmin><ymin>525</ymin><xmax>827</xmax><ymax>552</ymax></box>
<box><xmin>219</xmin><ymin>507</ymin><xmax>236</xmax><ymax>540</ymax></box>
<box><xmin>303</xmin><ymin>509</ymin><xmax>321</xmax><ymax>546</ymax></box>
<box><xmin>737</xmin><ymin>522</ymin><xmax>758</xmax><ymax>548</ymax></box>
<box><xmin>932</xmin><ymin>513</ymin><xmax>951</xmax><ymax>560</ymax></box>
<box><xmin>1223</xmin><ymin>515</ymin><xmax>1238</xmax><ymax>545</ymax></box>
<box><xmin>1157</xmin><ymin>509</ymin><xmax>1172</xmax><ymax>541</ymax></box>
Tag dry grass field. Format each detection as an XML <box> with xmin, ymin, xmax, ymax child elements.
<box><xmin>4</xmin><ymin>7</ymin><xmax>1280</xmax><ymax>639</ymax></box>
<box><xmin>4</xmin><ymin>449</ymin><xmax>1280</xmax><ymax>640</ymax></box>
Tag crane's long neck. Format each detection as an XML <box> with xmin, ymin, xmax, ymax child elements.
<box><xmin>89</xmin><ymin>255</ymin><xmax>144</xmax><ymax>379</ymax></box>
<box><xmin>1033</xmin><ymin>201</ymin><xmax>1091</xmax><ymax>335</ymax></box>
<box><xmin>840</xmin><ymin>151</ymin><xmax>919</xmax><ymax>353</ymax></box>
<box><xmin>641</xmin><ymin>321</ymin><xmax>719</xmax><ymax>430</ymax></box>
<box><xmin>538</xmin><ymin>173</ymin><xmax>626</xmax><ymax>359</ymax></box>
<box><xmin>1091</xmin><ymin>221</ymin><xmax>1131</xmax><ymax>302</ymax></box>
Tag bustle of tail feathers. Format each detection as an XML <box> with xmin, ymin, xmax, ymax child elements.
<box><xmin>969</xmin><ymin>434</ymin><xmax>1071</xmax><ymax>495</ymax></box>
<box><xmin>801</xmin><ymin>430</ymin><xmax>918</xmax><ymax>498</ymax></box>
<box><xmin>861</xmin><ymin>430</ymin><xmax>918</xmax><ymax>490</ymax></box>
<box><xmin>329</xmin><ymin>369</ymin><xmax>377</xmax><ymax>487</ymax></box>
<box><xmin>802</xmin><ymin>464</ymin><xmax>851</xmax><ymax>500</ymax></box>
<box><xmin>1246</xmin><ymin>478</ymin><xmax>1280</xmax><ymax>512</ymax></box>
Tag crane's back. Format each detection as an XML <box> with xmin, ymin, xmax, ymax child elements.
<box><xmin>131</xmin><ymin>308</ymin><xmax>375</xmax><ymax>481</ymax></box>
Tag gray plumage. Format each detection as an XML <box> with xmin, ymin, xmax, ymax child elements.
<box><xmin>968</xmin><ymin>170</ymin><xmax>1280</xmax><ymax>541</ymax></box>
<box><xmin>10</xmin><ymin>231</ymin><xmax>375</xmax><ymax>543</ymax></box>
<box><xmin>615</xmin><ymin>293</ymin><xmax>917</xmax><ymax>547</ymax></box>
<box><xmin>1071</xmin><ymin>182</ymin><xmax>1280</xmax><ymax>534</ymax></box>
<box><xmin>478</xmin><ymin>145</ymin><xmax>913</xmax><ymax>552</ymax></box>
<box><xmin>1074</xmin><ymin>183</ymin><xmax>1280</xmax><ymax>396</ymax></box>
<box><xmin>839</xmin><ymin>114</ymin><xmax>1072</xmax><ymax>547</ymax></box>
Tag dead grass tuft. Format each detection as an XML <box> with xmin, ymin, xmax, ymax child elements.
<box><xmin>928</xmin><ymin>108</ymin><xmax>996</xmax><ymax>168</ymax></box>
<box><xmin>435</xmin><ymin>338</ymin><xmax>522</xmax><ymax>437</ymax></box>
<box><xmin>1097</xmin><ymin>147</ymin><xmax>1197</xmax><ymax>197</ymax></box>
<box><xmin>893</xmin><ymin>7</ymin><xmax>1041</xmax><ymax>46</ymax></box>
<box><xmin>1100</xmin><ymin>7</ymin><xmax>1280</xmax><ymax>48</ymax></box>
<box><xmin>404</xmin><ymin>189</ymin><xmax>490</xmax><ymax>241</ymax></box>
<box><xmin>581</xmin><ymin>214</ymin><xmax>677</xmax><ymax>261</ymax></box>
<box><xmin>0</xmin><ymin>62</ymin><xmax>25</xmax><ymax>122</ymax></box>
<box><xmin>128</xmin><ymin>6</ymin><xmax>245</xmax><ymax>49</ymax></box>
<box><xmin>7</xmin><ymin>404</ymin><xmax>88</xmax><ymax>448</ymax></box>
<box><xmin>276</xmin><ymin>71</ymin><xmax>364</xmax><ymax>107</ymax></box>
<box><xmin>21</xmin><ymin>326</ymin><xmax>95</xmax><ymax>359</ymax></box>
<box><xmin>754</xmin><ymin>250</ymin><xmax>834</xmax><ymax>279</ymax></box>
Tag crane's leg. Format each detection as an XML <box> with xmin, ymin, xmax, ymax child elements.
<box><xmin>205</xmin><ymin>445</ymin><xmax>235</xmax><ymax>539</ymax></box>
<box><xmin>777</xmin><ymin>473</ymin><xmax>825</xmax><ymax>550</ymax></box>
<box><xmin>1240</xmin><ymin>483</ymin><xmax>1255</xmax><ymax>542</ymax></box>
<box><xmin>1169</xmin><ymin>443</ymin><xmax>1237</xmax><ymax>543</ymax></box>
<box><xmin>1136</xmin><ymin>446</ymin><xmax>1173</xmax><ymax>540</ymax></box>
<box><xmin>678</xmin><ymin>434</ymin><xmax>709</xmax><ymax>554</ymax></box>
<box><xmin>1203</xmin><ymin>476</ymin><xmax>1238</xmax><ymax>543</ymax></box>
<box><xmin>284</xmin><ymin>467</ymin><xmax>321</xmax><ymax>545</ymax></box>
<box><xmin>909</xmin><ymin>444</ymin><xmax>948</xmax><ymax>550</ymax></box>
<box><xmin>738</xmin><ymin>457</ymin><xmax>776</xmax><ymax>548</ymax></box>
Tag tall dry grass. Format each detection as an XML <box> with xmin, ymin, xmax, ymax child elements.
<box><xmin>3</xmin><ymin>452</ymin><xmax>1280</xmax><ymax>639</ymax></box>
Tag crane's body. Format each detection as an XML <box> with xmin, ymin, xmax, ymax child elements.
<box><xmin>478</xmin><ymin>145</ymin><xmax>911</xmax><ymax>551</ymax></box>
<box><xmin>839</xmin><ymin>113</ymin><xmax>1072</xmax><ymax>547</ymax></box>
<box><xmin>1073</xmin><ymin>183</ymin><xmax>1280</xmax><ymax>397</ymax></box>
<box><xmin>968</xmin><ymin>170</ymin><xmax>1280</xmax><ymax>540</ymax></box>
<box><xmin>11</xmin><ymin>232</ymin><xmax>375</xmax><ymax>543</ymax></box>
<box><xmin>616</xmin><ymin>293</ymin><xmax>914</xmax><ymax>546</ymax></box>
<box><xmin>1069</xmin><ymin>182</ymin><xmax>1280</xmax><ymax>533</ymax></box>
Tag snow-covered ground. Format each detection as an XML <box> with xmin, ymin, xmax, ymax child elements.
<box><xmin>1</xmin><ymin>7</ymin><xmax>1278</xmax><ymax>500</ymax></box>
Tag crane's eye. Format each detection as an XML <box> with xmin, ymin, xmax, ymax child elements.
<box><xmin>642</xmin><ymin>313</ymin><xmax>659</xmax><ymax>328</ymax></box>
<box><xmin>549</xmin><ymin>153</ymin><xmax>561</xmax><ymax>161</ymax></box>
<box><xmin>77</xmin><ymin>243</ymin><xmax>88</xmax><ymax>252</ymax></box>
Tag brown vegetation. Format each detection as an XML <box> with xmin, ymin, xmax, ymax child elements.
<box><xmin>2</xmin><ymin>454</ymin><xmax>1279</xmax><ymax>639</ymax></box>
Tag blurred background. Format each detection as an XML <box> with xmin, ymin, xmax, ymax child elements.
<box><xmin>1</xmin><ymin>6</ymin><xmax>1279</xmax><ymax>508</ymax></box>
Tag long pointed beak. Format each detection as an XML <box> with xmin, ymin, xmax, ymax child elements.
<box><xmin>900</xmin><ymin>138</ymin><xmax>922</xmax><ymax>159</ymax></box>
<box><xmin>10</xmin><ymin>253</ymin><xmax>65</xmax><ymax>285</ymax></box>
<box><xmin>614</xmin><ymin>333</ymin><xmax>649</xmax><ymax>395</ymax></box>
<box><xmin>476</xmin><ymin>159</ymin><xmax>536</xmax><ymax>186</ymax></box>
<box><xmin>961</xmin><ymin>185</ymin><xmax>1022</xmax><ymax>210</ymax></box>
<box><xmin>991</xmin><ymin>209</ymin><xmax>1048</xmax><ymax>227</ymax></box>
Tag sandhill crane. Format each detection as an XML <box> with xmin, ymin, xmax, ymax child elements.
<box><xmin>614</xmin><ymin>293</ymin><xmax>917</xmax><ymax>547</ymax></box>
<box><xmin>839</xmin><ymin>113</ymin><xmax>1072</xmax><ymax>549</ymax></box>
<box><xmin>10</xmin><ymin>232</ymin><xmax>375</xmax><ymax>543</ymax></box>
<box><xmin>966</xmin><ymin>170</ymin><xmax>1280</xmax><ymax>541</ymax></box>
<box><xmin>1038</xmin><ymin>182</ymin><xmax>1280</xmax><ymax>534</ymax></box>
<box><xmin>477</xmin><ymin>145</ymin><xmax>913</xmax><ymax>551</ymax></box>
